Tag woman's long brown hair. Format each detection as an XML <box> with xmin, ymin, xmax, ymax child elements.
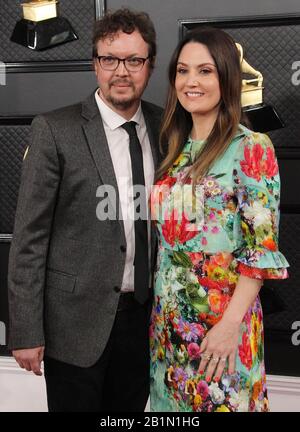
<box><xmin>156</xmin><ymin>27</ymin><xmax>242</xmax><ymax>184</ymax></box>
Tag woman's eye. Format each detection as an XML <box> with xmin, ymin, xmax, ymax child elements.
<box><xmin>200</xmin><ymin>68</ymin><xmax>212</xmax><ymax>74</ymax></box>
<box><xmin>177</xmin><ymin>68</ymin><xmax>187</xmax><ymax>74</ymax></box>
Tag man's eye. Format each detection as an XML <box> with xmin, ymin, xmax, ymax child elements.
<box><xmin>127</xmin><ymin>58</ymin><xmax>143</xmax><ymax>66</ymax></box>
<box><xmin>102</xmin><ymin>56</ymin><xmax>116</xmax><ymax>64</ymax></box>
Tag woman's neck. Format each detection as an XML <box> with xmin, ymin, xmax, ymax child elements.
<box><xmin>190</xmin><ymin>110</ymin><xmax>219</xmax><ymax>141</ymax></box>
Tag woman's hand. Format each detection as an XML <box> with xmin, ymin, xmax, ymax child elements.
<box><xmin>198</xmin><ymin>318</ymin><xmax>240</xmax><ymax>383</ymax></box>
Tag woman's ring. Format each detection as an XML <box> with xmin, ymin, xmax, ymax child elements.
<box><xmin>202</xmin><ymin>353</ymin><xmax>212</xmax><ymax>360</ymax></box>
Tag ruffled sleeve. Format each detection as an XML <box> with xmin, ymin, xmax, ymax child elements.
<box><xmin>232</xmin><ymin>132</ymin><xmax>289</xmax><ymax>280</ymax></box>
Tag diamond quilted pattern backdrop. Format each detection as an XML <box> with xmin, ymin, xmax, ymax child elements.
<box><xmin>224</xmin><ymin>24</ymin><xmax>300</xmax><ymax>150</ymax></box>
<box><xmin>0</xmin><ymin>121</ymin><xmax>32</xmax><ymax>233</ymax></box>
<box><xmin>0</xmin><ymin>243</ymin><xmax>9</xmax><ymax>356</ymax></box>
<box><xmin>263</xmin><ymin>212</ymin><xmax>300</xmax><ymax>375</ymax></box>
<box><xmin>181</xmin><ymin>16</ymin><xmax>300</xmax><ymax>151</ymax></box>
<box><xmin>264</xmin><ymin>213</ymin><xmax>300</xmax><ymax>330</ymax></box>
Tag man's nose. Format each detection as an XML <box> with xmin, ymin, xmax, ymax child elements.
<box><xmin>115</xmin><ymin>60</ymin><xmax>129</xmax><ymax>75</ymax></box>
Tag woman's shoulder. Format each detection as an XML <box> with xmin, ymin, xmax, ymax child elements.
<box><xmin>229</xmin><ymin>125</ymin><xmax>279</xmax><ymax>183</ymax></box>
<box><xmin>230</xmin><ymin>124</ymin><xmax>274</xmax><ymax>156</ymax></box>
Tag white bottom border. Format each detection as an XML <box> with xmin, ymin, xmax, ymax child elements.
<box><xmin>0</xmin><ymin>357</ymin><xmax>299</xmax><ymax>412</ymax></box>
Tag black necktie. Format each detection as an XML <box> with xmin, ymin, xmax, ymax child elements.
<box><xmin>121</xmin><ymin>121</ymin><xmax>149</xmax><ymax>304</ymax></box>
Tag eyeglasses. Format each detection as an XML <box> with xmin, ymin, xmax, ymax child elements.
<box><xmin>96</xmin><ymin>55</ymin><xmax>150</xmax><ymax>72</ymax></box>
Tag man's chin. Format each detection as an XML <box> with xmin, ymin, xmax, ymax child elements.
<box><xmin>108</xmin><ymin>96</ymin><xmax>137</xmax><ymax>111</ymax></box>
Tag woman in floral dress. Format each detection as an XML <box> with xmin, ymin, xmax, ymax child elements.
<box><xmin>150</xmin><ymin>27</ymin><xmax>289</xmax><ymax>412</ymax></box>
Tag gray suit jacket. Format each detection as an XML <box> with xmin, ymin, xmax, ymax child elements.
<box><xmin>8</xmin><ymin>92</ymin><xmax>163</xmax><ymax>367</ymax></box>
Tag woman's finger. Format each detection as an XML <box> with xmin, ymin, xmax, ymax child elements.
<box><xmin>212</xmin><ymin>356</ymin><xmax>227</xmax><ymax>382</ymax></box>
<box><xmin>198</xmin><ymin>350</ymin><xmax>212</xmax><ymax>375</ymax></box>
<box><xmin>228</xmin><ymin>352</ymin><xmax>236</xmax><ymax>375</ymax></box>
<box><xmin>200</xmin><ymin>336</ymin><xmax>208</xmax><ymax>353</ymax></box>
<box><xmin>205</xmin><ymin>355</ymin><xmax>220</xmax><ymax>382</ymax></box>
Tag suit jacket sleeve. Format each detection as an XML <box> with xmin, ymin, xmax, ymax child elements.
<box><xmin>8</xmin><ymin>115</ymin><xmax>61</xmax><ymax>350</ymax></box>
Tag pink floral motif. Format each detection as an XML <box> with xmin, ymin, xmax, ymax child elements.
<box><xmin>210</xmin><ymin>252</ymin><xmax>233</xmax><ymax>269</ymax></box>
<box><xmin>149</xmin><ymin>132</ymin><xmax>287</xmax><ymax>412</ymax></box>
<box><xmin>187</xmin><ymin>343</ymin><xmax>201</xmax><ymax>359</ymax></box>
<box><xmin>239</xmin><ymin>333</ymin><xmax>253</xmax><ymax>370</ymax></box>
<box><xmin>161</xmin><ymin>209</ymin><xmax>198</xmax><ymax>247</ymax></box>
<box><xmin>208</xmin><ymin>289</ymin><xmax>231</xmax><ymax>314</ymax></box>
<box><xmin>196</xmin><ymin>381</ymin><xmax>210</xmax><ymax>400</ymax></box>
<box><xmin>264</xmin><ymin>147</ymin><xmax>279</xmax><ymax>178</ymax></box>
<box><xmin>189</xmin><ymin>252</ymin><xmax>204</xmax><ymax>265</ymax></box>
<box><xmin>240</xmin><ymin>143</ymin><xmax>278</xmax><ymax>181</ymax></box>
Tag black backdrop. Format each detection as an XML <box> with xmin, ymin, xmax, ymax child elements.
<box><xmin>1</xmin><ymin>7</ymin><xmax>300</xmax><ymax>378</ymax></box>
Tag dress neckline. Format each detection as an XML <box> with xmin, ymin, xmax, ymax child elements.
<box><xmin>187</xmin><ymin>136</ymin><xmax>205</xmax><ymax>144</ymax></box>
<box><xmin>186</xmin><ymin>137</ymin><xmax>206</xmax><ymax>162</ymax></box>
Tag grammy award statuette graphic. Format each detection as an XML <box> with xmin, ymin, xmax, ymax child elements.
<box><xmin>236</xmin><ymin>42</ymin><xmax>284</xmax><ymax>132</ymax></box>
<box><xmin>11</xmin><ymin>0</ymin><xmax>78</xmax><ymax>51</ymax></box>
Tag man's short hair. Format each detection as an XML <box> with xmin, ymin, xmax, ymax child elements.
<box><xmin>92</xmin><ymin>8</ymin><xmax>156</xmax><ymax>67</ymax></box>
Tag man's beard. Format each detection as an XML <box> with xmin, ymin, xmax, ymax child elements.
<box><xmin>107</xmin><ymin>94</ymin><xmax>137</xmax><ymax>110</ymax></box>
<box><xmin>107</xmin><ymin>80</ymin><xmax>137</xmax><ymax>111</ymax></box>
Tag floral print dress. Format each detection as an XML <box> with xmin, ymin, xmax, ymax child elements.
<box><xmin>149</xmin><ymin>125</ymin><xmax>289</xmax><ymax>412</ymax></box>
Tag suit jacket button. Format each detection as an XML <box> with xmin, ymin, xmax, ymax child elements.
<box><xmin>114</xmin><ymin>286</ymin><xmax>120</xmax><ymax>293</ymax></box>
<box><xmin>120</xmin><ymin>245</ymin><xmax>126</xmax><ymax>253</ymax></box>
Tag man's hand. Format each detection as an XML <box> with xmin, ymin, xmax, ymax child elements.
<box><xmin>12</xmin><ymin>347</ymin><xmax>45</xmax><ymax>376</ymax></box>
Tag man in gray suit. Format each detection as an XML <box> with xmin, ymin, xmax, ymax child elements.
<box><xmin>8</xmin><ymin>8</ymin><xmax>163</xmax><ymax>412</ymax></box>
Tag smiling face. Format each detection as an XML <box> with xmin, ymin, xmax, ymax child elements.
<box><xmin>94</xmin><ymin>30</ymin><xmax>152</xmax><ymax>118</ymax></box>
<box><xmin>175</xmin><ymin>42</ymin><xmax>221</xmax><ymax>120</ymax></box>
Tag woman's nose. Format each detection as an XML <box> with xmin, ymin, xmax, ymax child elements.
<box><xmin>185</xmin><ymin>74</ymin><xmax>200</xmax><ymax>86</ymax></box>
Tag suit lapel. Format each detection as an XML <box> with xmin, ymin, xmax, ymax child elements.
<box><xmin>81</xmin><ymin>93</ymin><xmax>125</xmax><ymax>238</ymax></box>
<box><xmin>81</xmin><ymin>94</ymin><xmax>161</xmax><ymax>271</ymax></box>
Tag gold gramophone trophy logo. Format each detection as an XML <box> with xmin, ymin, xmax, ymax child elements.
<box><xmin>22</xmin><ymin>0</ymin><xmax>58</xmax><ymax>22</ymax></box>
<box><xmin>11</xmin><ymin>0</ymin><xmax>78</xmax><ymax>50</ymax></box>
<box><xmin>236</xmin><ymin>42</ymin><xmax>284</xmax><ymax>132</ymax></box>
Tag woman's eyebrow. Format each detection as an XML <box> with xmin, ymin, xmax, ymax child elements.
<box><xmin>177</xmin><ymin>61</ymin><xmax>216</xmax><ymax>67</ymax></box>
